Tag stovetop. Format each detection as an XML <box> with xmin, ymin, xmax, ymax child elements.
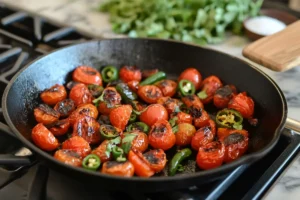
<box><xmin>0</xmin><ymin>4</ymin><xmax>300</xmax><ymax>200</ymax></box>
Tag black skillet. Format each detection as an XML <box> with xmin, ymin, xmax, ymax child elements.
<box><xmin>0</xmin><ymin>38</ymin><xmax>290</xmax><ymax>192</ymax></box>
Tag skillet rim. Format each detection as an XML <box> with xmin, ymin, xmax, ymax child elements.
<box><xmin>2</xmin><ymin>38</ymin><xmax>287</xmax><ymax>182</ymax></box>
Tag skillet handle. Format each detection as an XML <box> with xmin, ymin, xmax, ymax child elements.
<box><xmin>286</xmin><ymin>118</ymin><xmax>300</xmax><ymax>133</ymax></box>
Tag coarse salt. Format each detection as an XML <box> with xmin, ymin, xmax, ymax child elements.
<box><xmin>245</xmin><ymin>16</ymin><xmax>286</xmax><ymax>36</ymax></box>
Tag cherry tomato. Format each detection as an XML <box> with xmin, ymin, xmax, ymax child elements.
<box><xmin>69</xmin><ymin>103</ymin><xmax>98</xmax><ymax>125</ymax></box>
<box><xmin>31</xmin><ymin>123</ymin><xmax>59</xmax><ymax>151</ymax></box>
<box><xmin>119</xmin><ymin>66</ymin><xmax>142</xmax><ymax>83</ymax></box>
<box><xmin>217</xmin><ymin>128</ymin><xmax>248</xmax><ymax>142</ymax></box>
<box><xmin>97</xmin><ymin>87</ymin><xmax>121</xmax><ymax>115</ymax></box>
<box><xmin>101</xmin><ymin>161</ymin><xmax>135</xmax><ymax>177</ymax></box>
<box><xmin>198</xmin><ymin>75</ymin><xmax>223</xmax><ymax>104</ymax></box>
<box><xmin>155</xmin><ymin>80</ymin><xmax>177</xmax><ymax>97</ymax></box>
<box><xmin>141</xmin><ymin>149</ymin><xmax>167</xmax><ymax>173</ymax></box>
<box><xmin>189</xmin><ymin>106</ymin><xmax>210</xmax><ymax>128</ymax></box>
<box><xmin>54</xmin><ymin>99</ymin><xmax>75</xmax><ymax>117</ymax></box>
<box><xmin>213</xmin><ymin>85</ymin><xmax>237</xmax><ymax>109</ymax></box>
<box><xmin>138</xmin><ymin>85</ymin><xmax>163</xmax><ymax>104</ymax></box>
<box><xmin>191</xmin><ymin>126</ymin><xmax>214</xmax><ymax>151</ymax></box>
<box><xmin>40</xmin><ymin>84</ymin><xmax>67</xmax><ymax>105</ymax></box>
<box><xmin>69</xmin><ymin>83</ymin><xmax>93</xmax><ymax>106</ymax></box>
<box><xmin>177</xmin><ymin>112</ymin><xmax>193</xmax><ymax>124</ymax></box>
<box><xmin>196</xmin><ymin>141</ymin><xmax>225</xmax><ymax>170</ymax></box>
<box><xmin>34</xmin><ymin>104</ymin><xmax>60</xmax><ymax>125</ymax></box>
<box><xmin>228</xmin><ymin>92</ymin><xmax>254</xmax><ymax>119</ymax></box>
<box><xmin>157</xmin><ymin>97</ymin><xmax>182</xmax><ymax>115</ymax></box>
<box><xmin>140</xmin><ymin>104</ymin><xmax>168</xmax><ymax>127</ymax></box>
<box><xmin>128</xmin><ymin>150</ymin><xmax>155</xmax><ymax>177</ymax></box>
<box><xmin>72</xmin><ymin>115</ymin><xmax>101</xmax><ymax>144</ymax></box>
<box><xmin>72</xmin><ymin>66</ymin><xmax>102</xmax><ymax>86</ymax></box>
<box><xmin>182</xmin><ymin>95</ymin><xmax>204</xmax><ymax>108</ymax></box>
<box><xmin>109</xmin><ymin>105</ymin><xmax>132</xmax><ymax>130</ymax></box>
<box><xmin>175</xmin><ymin>123</ymin><xmax>196</xmax><ymax>146</ymax></box>
<box><xmin>127</xmin><ymin>80</ymin><xmax>139</xmax><ymax>92</ymax></box>
<box><xmin>178</xmin><ymin>68</ymin><xmax>202</xmax><ymax>90</ymax></box>
<box><xmin>142</xmin><ymin>69</ymin><xmax>158</xmax><ymax>79</ymax></box>
<box><xmin>148</xmin><ymin>119</ymin><xmax>176</xmax><ymax>150</ymax></box>
<box><xmin>54</xmin><ymin>149</ymin><xmax>82</xmax><ymax>167</ymax></box>
<box><xmin>92</xmin><ymin>140</ymin><xmax>112</xmax><ymax>163</ymax></box>
<box><xmin>48</xmin><ymin>118</ymin><xmax>70</xmax><ymax>136</ymax></box>
<box><xmin>62</xmin><ymin>135</ymin><xmax>91</xmax><ymax>157</ymax></box>
<box><xmin>131</xmin><ymin>131</ymin><xmax>149</xmax><ymax>153</ymax></box>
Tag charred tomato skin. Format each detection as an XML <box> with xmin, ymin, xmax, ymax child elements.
<box><xmin>228</xmin><ymin>92</ymin><xmax>255</xmax><ymax>119</ymax></box>
<box><xmin>213</xmin><ymin>85</ymin><xmax>237</xmax><ymax>109</ymax></box>
<box><xmin>54</xmin><ymin>99</ymin><xmax>75</xmax><ymax>117</ymax></box>
<box><xmin>128</xmin><ymin>150</ymin><xmax>155</xmax><ymax>177</ymax></box>
<box><xmin>141</xmin><ymin>149</ymin><xmax>167</xmax><ymax>173</ymax></box>
<box><xmin>31</xmin><ymin>123</ymin><xmax>59</xmax><ymax>151</ymax></box>
<box><xmin>62</xmin><ymin>136</ymin><xmax>91</xmax><ymax>157</ymax></box>
<box><xmin>54</xmin><ymin>149</ymin><xmax>82</xmax><ymax>167</ymax></box>
<box><xmin>72</xmin><ymin>66</ymin><xmax>102</xmax><ymax>86</ymax></box>
<box><xmin>40</xmin><ymin>84</ymin><xmax>67</xmax><ymax>105</ymax></box>
<box><xmin>140</xmin><ymin>104</ymin><xmax>168</xmax><ymax>127</ymax></box>
<box><xmin>97</xmin><ymin>87</ymin><xmax>121</xmax><ymax>115</ymax></box>
<box><xmin>138</xmin><ymin>85</ymin><xmax>163</xmax><ymax>104</ymax></box>
<box><xmin>48</xmin><ymin>118</ymin><xmax>70</xmax><ymax>136</ymax></box>
<box><xmin>101</xmin><ymin>161</ymin><xmax>135</xmax><ymax>177</ymax></box>
<box><xmin>178</xmin><ymin>68</ymin><xmax>202</xmax><ymax>90</ymax></box>
<box><xmin>69</xmin><ymin>83</ymin><xmax>93</xmax><ymax>106</ymax></box>
<box><xmin>92</xmin><ymin>140</ymin><xmax>112</xmax><ymax>163</ymax></box>
<box><xmin>190</xmin><ymin>106</ymin><xmax>210</xmax><ymax>128</ymax></box>
<box><xmin>182</xmin><ymin>95</ymin><xmax>204</xmax><ymax>108</ymax></box>
<box><xmin>119</xmin><ymin>66</ymin><xmax>142</xmax><ymax>83</ymax></box>
<box><xmin>34</xmin><ymin>104</ymin><xmax>60</xmax><ymax>125</ymax></box>
<box><xmin>155</xmin><ymin>79</ymin><xmax>177</xmax><ymax>97</ymax></box>
<box><xmin>191</xmin><ymin>126</ymin><xmax>214</xmax><ymax>151</ymax></box>
<box><xmin>69</xmin><ymin>103</ymin><xmax>98</xmax><ymax>125</ymax></box>
<box><xmin>199</xmin><ymin>75</ymin><xmax>223</xmax><ymax>104</ymax></box>
<box><xmin>157</xmin><ymin>97</ymin><xmax>182</xmax><ymax>115</ymax></box>
<box><xmin>131</xmin><ymin>131</ymin><xmax>149</xmax><ymax>153</ymax></box>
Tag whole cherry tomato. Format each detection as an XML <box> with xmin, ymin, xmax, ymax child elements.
<box><xmin>213</xmin><ymin>85</ymin><xmax>237</xmax><ymax>109</ymax></box>
<box><xmin>138</xmin><ymin>85</ymin><xmax>163</xmax><ymax>104</ymax></box>
<box><xmin>97</xmin><ymin>87</ymin><xmax>121</xmax><ymax>115</ymax></box>
<box><xmin>157</xmin><ymin>97</ymin><xmax>182</xmax><ymax>115</ymax></box>
<box><xmin>92</xmin><ymin>140</ymin><xmax>112</xmax><ymax>163</ymax></box>
<box><xmin>72</xmin><ymin>66</ymin><xmax>102</xmax><ymax>86</ymax></box>
<box><xmin>109</xmin><ymin>105</ymin><xmax>132</xmax><ymax>130</ymax></box>
<box><xmin>191</xmin><ymin>124</ymin><xmax>215</xmax><ymax>151</ymax></box>
<box><xmin>69</xmin><ymin>103</ymin><xmax>98</xmax><ymax>125</ymax></box>
<box><xmin>128</xmin><ymin>150</ymin><xmax>155</xmax><ymax>177</ymax></box>
<box><xmin>31</xmin><ymin>123</ymin><xmax>59</xmax><ymax>151</ymax></box>
<box><xmin>228</xmin><ymin>92</ymin><xmax>254</xmax><ymax>119</ymax></box>
<box><xmin>174</xmin><ymin>123</ymin><xmax>196</xmax><ymax>146</ymax></box>
<box><xmin>155</xmin><ymin>80</ymin><xmax>177</xmax><ymax>97</ymax></box>
<box><xmin>40</xmin><ymin>84</ymin><xmax>67</xmax><ymax>105</ymax></box>
<box><xmin>140</xmin><ymin>104</ymin><xmax>168</xmax><ymax>127</ymax></box>
<box><xmin>54</xmin><ymin>149</ymin><xmax>82</xmax><ymax>167</ymax></box>
<box><xmin>170</xmin><ymin>112</ymin><xmax>193</xmax><ymax>125</ymax></box>
<box><xmin>131</xmin><ymin>131</ymin><xmax>149</xmax><ymax>153</ymax></box>
<box><xmin>34</xmin><ymin>104</ymin><xmax>60</xmax><ymax>125</ymax></box>
<box><xmin>196</xmin><ymin>141</ymin><xmax>225</xmax><ymax>170</ymax></box>
<box><xmin>181</xmin><ymin>95</ymin><xmax>204</xmax><ymax>108</ymax></box>
<box><xmin>127</xmin><ymin>80</ymin><xmax>139</xmax><ymax>92</ymax></box>
<box><xmin>119</xmin><ymin>66</ymin><xmax>142</xmax><ymax>83</ymax></box>
<box><xmin>141</xmin><ymin>149</ymin><xmax>167</xmax><ymax>173</ymax></box>
<box><xmin>178</xmin><ymin>68</ymin><xmax>202</xmax><ymax>90</ymax></box>
<box><xmin>101</xmin><ymin>161</ymin><xmax>135</xmax><ymax>177</ymax></box>
<box><xmin>198</xmin><ymin>75</ymin><xmax>223</xmax><ymax>104</ymax></box>
<box><xmin>148</xmin><ymin>119</ymin><xmax>176</xmax><ymax>150</ymax></box>
<box><xmin>54</xmin><ymin>99</ymin><xmax>75</xmax><ymax>117</ymax></box>
<box><xmin>48</xmin><ymin>118</ymin><xmax>70</xmax><ymax>136</ymax></box>
<box><xmin>69</xmin><ymin>83</ymin><xmax>93</xmax><ymax>106</ymax></box>
<box><xmin>62</xmin><ymin>136</ymin><xmax>91</xmax><ymax>157</ymax></box>
<box><xmin>217</xmin><ymin>128</ymin><xmax>248</xmax><ymax>142</ymax></box>
<box><xmin>189</xmin><ymin>106</ymin><xmax>210</xmax><ymax>128</ymax></box>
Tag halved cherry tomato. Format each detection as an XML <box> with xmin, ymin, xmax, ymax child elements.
<box><xmin>182</xmin><ymin>95</ymin><xmax>204</xmax><ymax>108</ymax></box>
<box><xmin>127</xmin><ymin>80</ymin><xmax>139</xmax><ymax>92</ymax></box>
<box><xmin>109</xmin><ymin>105</ymin><xmax>132</xmax><ymax>130</ymax></box>
<box><xmin>72</xmin><ymin>66</ymin><xmax>102</xmax><ymax>86</ymax></box>
<box><xmin>178</xmin><ymin>68</ymin><xmax>202</xmax><ymax>90</ymax></box>
<box><xmin>92</xmin><ymin>140</ymin><xmax>112</xmax><ymax>163</ymax></box>
<box><xmin>140</xmin><ymin>104</ymin><xmax>168</xmax><ymax>127</ymax></box>
<box><xmin>157</xmin><ymin>97</ymin><xmax>182</xmax><ymax>115</ymax></box>
<box><xmin>34</xmin><ymin>104</ymin><xmax>60</xmax><ymax>125</ymax></box>
<box><xmin>40</xmin><ymin>84</ymin><xmax>67</xmax><ymax>105</ymax></box>
<box><xmin>128</xmin><ymin>150</ymin><xmax>155</xmax><ymax>177</ymax></box>
<box><xmin>155</xmin><ymin>80</ymin><xmax>177</xmax><ymax>97</ymax></box>
<box><xmin>175</xmin><ymin>123</ymin><xmax>196</xmax><ymax>146</ymax></box>
<box><xmin>31</xmin><ymin>123</ymin><xmax>59</xmax><ymax>151</ymax></box>
<box><xmin>131</xmin><ymin>131</ymin><xmax>149</xmax><ymax>153</ymax></box>
<box><xmin>138</xmin><ymin>85</ymin><xmax>162</xmax><ymax>104</ymax></box>
<box><xmin>119</xmin><ymin>66</ymin><xmax>142</xmax><ymax>83</ymax></box>
<box><xmin>142</xmin><ymin>149</ymin><xmax>167</xmax><ymax>173</ymax></box>
<box><xmin>198</xmin><ymin>75</ymin><xmax>223</xmax><ymax>104</ymax></box>
<box><xmin>62</xmin><ymin>136</ymin><xmax>91</xmax><ymax>157</ymax></box>
<box><xmin>69</xmin><ymin>83</ymin><xmax>93</xmax><ymax>106</ymax></box>
<box><xmin>69</xmin><ymin>103</ymin><xmax>98</xmax><ymax>125</ymax></box>
<box><xmin>101</xmin><ymin>161</ymin><xmax>135</xmax><ymax>177</ymax></box>
<box><xmin>191</xmin><ymin>126</ymin><xmax>214</xmax><ymax>151</ymax></box>
<box><xmin>54</xmin><ymin>149</ymin><xmax>82</xmax><ymax>167</ymax></box>
<box><xmin>217</xmin><ymin>128</ymin><xmax>248</xmax><ymax>142</ymax></box>
<box><xmin>189</xmin><ymin>106</ymin><xmax>210</xmax><ymax>128</ymax></box>
<box><xmin>97</xmin><ymin>87</ymin><xmax>121</xmax><ymax>115</ymax></box>
<box><xmin>54</xmin><ymin>99</ymin><xmax>75</xmax><ymax>117</ymax></box>
<box><xmin>148</xmin><ymin>119</ymin><xmax>176</xmax><ymax>150</ymax></box>
<box><xmin>142</xmin><ymin>69</ymin><xmax>159</xmax><ymax>79</ymax></box>
<box><xmin>228</xmin><ymin>92</ymin><xmax>254</xmax><ymax>119</ymax></box>
<box><xmin>196</xmin><ymin>141</ymin><xmax>225</xmax><ymax>170</ymax></box>
<box><xmin>213</xmin><ymin>85</ymin><xmax>237</xmax><ymax>109</ymax></box>
<box><xmin>72</xmin><ymin>115</ymin><xmax>101</xmax><ymax>144</ymax></box>
<box><xmin>48</xmin><ymin>119</ymin><xmax>70</xmax><ymax>136</ymax></box>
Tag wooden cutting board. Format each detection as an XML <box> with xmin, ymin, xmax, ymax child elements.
<box><xmin>243</xmin><ymin>20</ymin><xmax>300</xmax><ymax>72</ymax></box>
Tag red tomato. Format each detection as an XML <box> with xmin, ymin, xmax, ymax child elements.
<box><xmin>191</xmin><ymin>126</ymin><xmax>214</xmax><ymax>151</ymax></box>
<box><xmin>31</xmin><ymin>123</ymin><xmax>59</xmax><ymax>151</ymax></box>
<box><xmin>198</xmin><ymin>75</ymin><xmax>223</xmax><ymax>104</ymax></box>
<box><xmin>109</xmin><ymin>105</ymin><xmax>132</xmax><ymax>130</ymax></box>
<box><xmin>155</xmin><ymin>80</ymin><xmax>177</xmax><ymax>97</ymax></box>
<box><xmin>148</xmin><ymin>119</ymin><xmax>176</xmax><ymax>150</ymax></box>
<box><xmin>97</xmin><ymin>87</ymin><xmax>121</xmax><ymax>115</ymax></box>
<box><xmin>54</xmin><ymin>149</ymin><xmax>82</xmax><ymax>167</ymax></box>
<box><xmin>157</xmin><ymin>97</ymin><xmax>182</xmax><ymax>115</ymax></box>
<box><xmin>140</xmin><ymin>104</ymin><xmax>168</xmax><ymax>127</ymax></box>
<box><xmin>34</xmin><ymin>104</ymin><xmax>60</xmax><ymax>125</ymax></box>
<box><xmin>141</xmin><ymin>149</ymin><xmax>167</xmax><ymax>173</ymax></box>
<box><xmin>62</xmin><ymin>136</ymin><xmax>91</xmax><ymax>157</ymax></box>
<box><xmin>181</xmin><ymin>95</ymin><xmax>204</xmax><ymax>108</ymax></box>
<box><xmin>190</xmin><ymin>106</ymin><xmax>210</xmax><ymax>128</ymax></box>
<box><xmin>177</xmin><ymin>112</ymin><xmax>193</xmax><ymax>124</ymax></box>
<box><xmin>54</xmin><ymin>99</ymin><xmax>75</xmax><ymax>117</ymax></box>
<box><xmin>178</xmin><ymin>68</ymin><xmax>202</xmax><ymax>90</ymax></box>
<box><xmin>72</xmin><ymin>115</ymin><xmax>101</xmax><ymax>144</ymax></box>
<box><xmin>69</xmin><ymin>83</ymin><xmax>93</xmax><ymax>106</ymax></box>
<box><xmin>128</xmin><ymin>150</ymin><xmax>155</xmax><ymax>177</ymax></box>
<box><xmin>228</xmin><ymin>92</ymin><xmax>255</xmax><ymax>119</ymax></box>
<box><xmin>72</xmin><ymin>66</ymin><xmax>102</xmax><ymax>86</ymax></box>
<box><xmin>69</xmin><ymin>104</ymin><xmax>98</xmax><ymax>125</ymax></box>
<box><xmin>131</xmin><ymin>131</ymin><xmax>149</xmax><ymax>153</ymax></box>
<box><xmin>213</xmin><ymin>85</ymin><xmax>237</xmax><ymax>109</ymax></box>
<box><xmin>101</xmin><ymin>161</ymin><xmax>135</xmax><ymax>177</ymax></box>
<box><xmin>119</xmin><ymin>66</ymin><xmax>142</xmax><ymax>83</ymax></box>
<box><xmin>175</xmin><ymin>123</ymin><xmax>196</xmax><ymax>146</ymax></box>
<box><xmin>48</xmin><ymin>118</ymin><xmax>70</xmax><ymax>136</ymax></box>
<box><xmin>127</xmin><ymin>80</ymin><xmax>139</xmax><ymax>92</ymax></box>
<box><xmin>217</xmin><ymin>128</ymin><xmax>248</xmax><ymax>142</ymax></box>
<box><xmin>92</xmin><ymin>140</ymin><xmax>112</xmax><ymax>163</ymax></box>
<box><xmin>137</xmin><ymin>85</ymin><xmax>163</xmax><ymax>104</ymax></box>
<box><xmin>196</xmin><ymin>141</ymin><xmax>225</xmax><ymax>170</ymax></box>
<box><xmin>40</xmin><ymin>84</ymin><xmax>67</xmax><ymax>105</ymax></box>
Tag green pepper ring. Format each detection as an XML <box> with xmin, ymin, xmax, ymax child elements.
<box><xmin>178</xmin><ymin>79</ymin><xmax>196</xmax><ymax>96</ymax></box>
<box><xmin>126</xmin><ymin>122</ymin><xmax>150</xmax><ymax>134</ymax></box>
<box><xmin>216</xmin><ymin>108</ymin><xmax>243</xmax><ymax>130</ymax></box>
<box><xmin>100</xmin><ymin>124</ymin><xmax>120</xmax><ymax>140</ymax></box>
<box><xmin>82</xmin><ymin>154</ymin><xmax>101</xmax><ymax>171</ymax></box>
<box><xmin>101</xmin><ymin>66</ymin><xmax>119</xmax><ymax>83</ymax></box>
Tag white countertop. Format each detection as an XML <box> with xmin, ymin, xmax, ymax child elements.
<box><xmin>1</xmin><ymin>0</ymin><xmax>300</xmax><ymax>199</ymax></box>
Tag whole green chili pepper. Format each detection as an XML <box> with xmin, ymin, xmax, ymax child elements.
<box><xmin>178</xmin><ymin>79</ymin><xmax>195</xmax><ymax>96</ymax></box>
<box><xmin>112</xmin><ymin>146</ymin><xmax>127</xmax><ymax>162</ymax></box>
<box><xmin>101</xmin><ymin>65</ymin><xmax>119</xmax><ymax>83</ymax></box>
<box><xmin>126</xmin><ymin>122</ymin><xmax>150</xmax><ymax>134</ymax></box>
<box><xmin>139</xmin><ymin>71</ymin><xmax>166</xmax><ymax>86</ymax></box>
<box><xmin>82</xmin><ymin>154</ymin><xmax>101</xmax><ymax>171</ymax></box>
<box><xmin>216</xmin><ymin>108</ymin><xmax>243</xmax><ymax>130</ymax></box>
<box><xmin>169</xmin><ymin>148</ymin><xmax>192</xmax><ymax>176</ymax></box>
<box><xmin>100</xmin><ymin>124</ymin><xmax>120</xmax><ymax>140</ymax></box>
<box><xmin>116</xmin><ymin>82</ymin><xmax>137</xmax><ymax>104</ymax></box>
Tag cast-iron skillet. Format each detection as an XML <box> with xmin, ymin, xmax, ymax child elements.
<box><xmin>1</xmin><ymin>39</ymin><xmax>287</xmax><ymax>192</ymax></box>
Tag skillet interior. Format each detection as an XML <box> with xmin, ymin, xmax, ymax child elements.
<box><xmin>2</xmin><ymin>39</ymin><xmax>287</xmax><ymax>191</ymax></box>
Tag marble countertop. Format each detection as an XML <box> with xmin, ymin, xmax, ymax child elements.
<box><xmin>0</xmin><ymin>0</ymin><xmax>300</xmax><ymax>199</ymax></box>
